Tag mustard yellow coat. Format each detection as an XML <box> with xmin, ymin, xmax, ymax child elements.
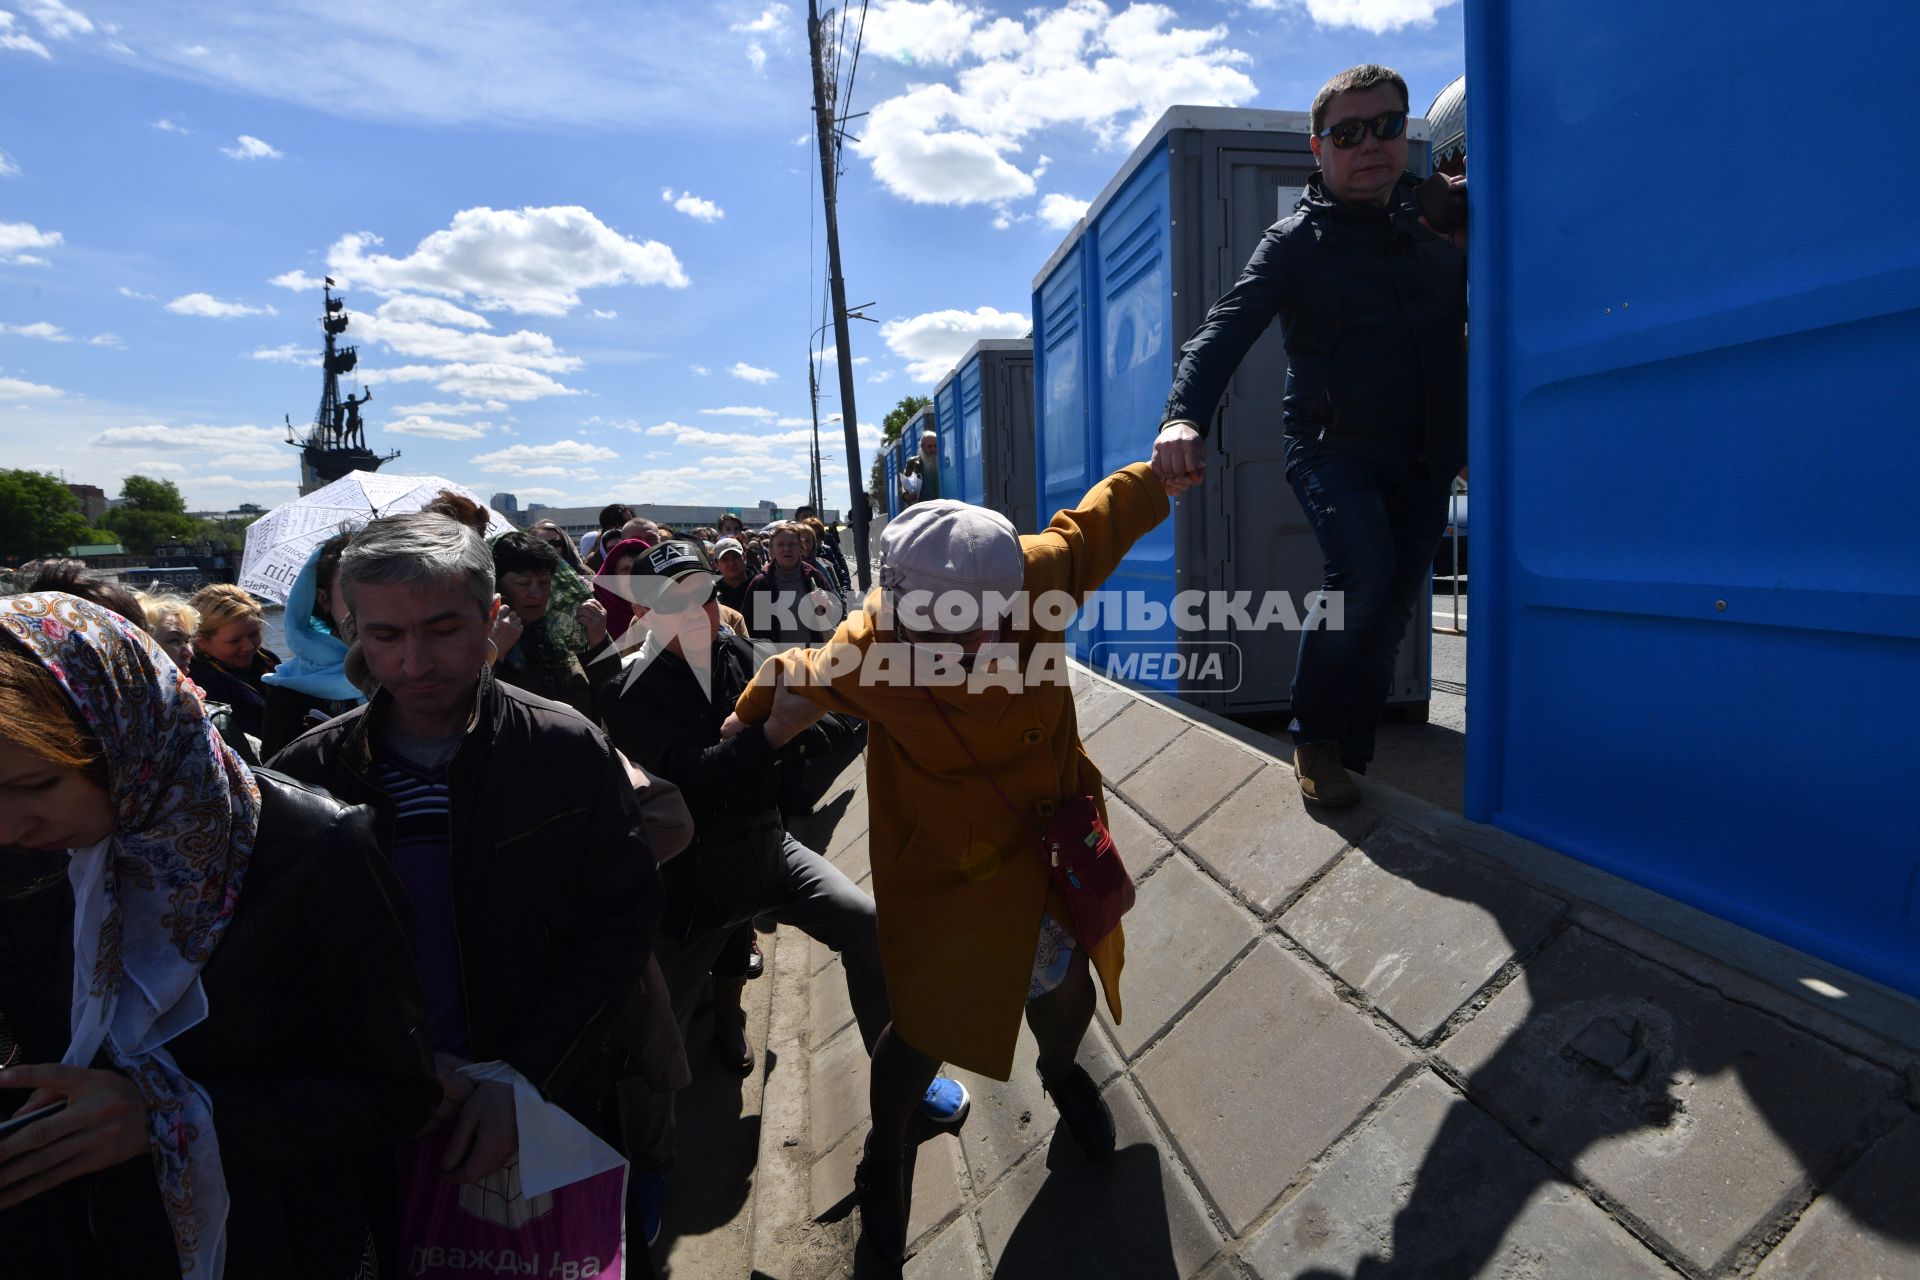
<box><xmin>735</xmin><ymin>464</ymin><xmax>1171</xmax><ymax>1079</ymax></box>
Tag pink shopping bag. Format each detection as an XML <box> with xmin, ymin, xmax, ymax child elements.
<box><xmin>397</xmin><ymin>1126</ymin><xmax>627</xmax><ymax>1280</ymax></box>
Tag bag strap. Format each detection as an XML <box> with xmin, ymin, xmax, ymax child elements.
<box><xmin>920</xmin><ymin>686</ymin><xmax>1045</xmax><ymax>844</ymax></box>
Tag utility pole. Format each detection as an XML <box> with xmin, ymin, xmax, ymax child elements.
<box><xmin>808</xmin><ymin>0</ymin><xmax>872</xmax><ymax>591</ymax></box>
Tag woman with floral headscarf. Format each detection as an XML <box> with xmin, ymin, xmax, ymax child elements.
<box><xmin>488</xmin><ymin>531</ymin><xmax>611</xmax><ymax>721</ymax></box>
<box><xmin>0</xmin><ymin>592</ymin><xmax>439</xmax><ymax>1278</ymax></box>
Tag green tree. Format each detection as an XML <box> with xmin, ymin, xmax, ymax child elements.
<box><xmin>102</xmin><ymin>474</ymin><xmax>198</xmax><ymax>554</ymax></box>
<box><xmin>869</xmin><ymin>394</ymin><xmax>933</xmax><ymax>502</ymax></box>
<box><xmin>0</xmin><ymin>469</ymin><xmax>94</xmax><ymax>562</ymax></box>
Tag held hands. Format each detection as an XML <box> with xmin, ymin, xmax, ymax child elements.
<box><xmin>1150</xmin><ymin>421</ymin><xmax>1206</xmax><ymax>495</ymax></box>
<box><xmin>0</xmin><ymin>1064</ymin><xmax>152</xmax><ymax>1211</ymax></box>
<box><xmin>719</xmin><ymin>665</ymin><xmax>823</xmax><ymax>749</ymax></box>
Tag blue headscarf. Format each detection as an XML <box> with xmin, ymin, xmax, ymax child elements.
<box><xmin>260</xmin><ymin>541</ymin><xmax>364</xmax><ymax>704</ymax></box>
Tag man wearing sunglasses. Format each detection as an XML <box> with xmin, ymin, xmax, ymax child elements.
<box><xmin>1151</xmin><ymin>63</ymin><xmax>1468</xmax><ymax>809</ymax></box>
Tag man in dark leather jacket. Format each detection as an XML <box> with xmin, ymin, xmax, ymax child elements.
<box><xmin>268</xmin><ymin>512</ymin><xmax>663</xmax><ymax>1178</ymax></box>
<box><xmin>1153</xmin><ymin>63</ymin><xmax>1467</xmax><ymax>808</ymax></box>
<box><xmin>0</xmin><ymin>770</ymin><xmax>440</xmax><ymax>1278</ymax></box>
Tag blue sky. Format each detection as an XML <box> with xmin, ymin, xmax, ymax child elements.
<box><xmin>0</xmin><ymin>0</ymin><xmax>1461</xmax><ymax>516</ymax></box>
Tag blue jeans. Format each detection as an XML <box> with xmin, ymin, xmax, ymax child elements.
<box><xmin>1286</xmin><ymin>448</ymin><xmax>1452</xmax><ymax>768</ymax></box>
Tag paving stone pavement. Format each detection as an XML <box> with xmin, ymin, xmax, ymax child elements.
<box><xmin>748</xmin><ymin>673</ymin><xmax>1920</xmax><ymax>1280</ymax></box>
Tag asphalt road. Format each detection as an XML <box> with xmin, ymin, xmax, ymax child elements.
<box><xmin>1232</xmin><ymin>581</ymin><xmax>1469</xmax><ymax>815</ymax></box>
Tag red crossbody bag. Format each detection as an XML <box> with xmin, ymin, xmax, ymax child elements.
<box><xmin>921</xmin><ymin>688</ymin><xmax>1135</xmax><ymax>948</ymax></box>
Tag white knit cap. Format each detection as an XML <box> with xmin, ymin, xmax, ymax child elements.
<box><xmin>879</xmin><ymin>499</ymin><xmax>1024</xmax><ymax>629</ymax></box>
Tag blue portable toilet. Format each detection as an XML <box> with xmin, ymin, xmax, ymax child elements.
<box><xmin>1032</xmin><ymin>106</ymin><xmax>1433</xmax><ymax>714</ymax></box>
<box><xmin>1465</xmin><ymin>1</ymin><xmax>1920</xmax><ymax>995</ymax></box>
<box><xmin>932</xmin><ymin>339</ymin><xmax>1039</xmax><ymax>532</ymax></box>
<box><xmin>883</xmin><ymin>446</ymin><xmax>902</xmax><ymax>520</ymax></box>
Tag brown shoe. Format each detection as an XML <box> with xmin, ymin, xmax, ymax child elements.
<box><xmin>1294</xmin><ymin>741</ymin><xmax>1361</xmax><ymax>808</ymax></box>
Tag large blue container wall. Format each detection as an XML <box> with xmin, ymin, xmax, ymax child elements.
<box><xmin>1466</xmin><ymin>0</ymin><xmax>1920</xmax><ymax>995</ymax></box>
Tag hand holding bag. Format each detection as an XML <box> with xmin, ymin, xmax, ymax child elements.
<box><xmin>921</xmin><ymin>689</ymin><xmax>1134</xmax><ymax>948</ymax></box>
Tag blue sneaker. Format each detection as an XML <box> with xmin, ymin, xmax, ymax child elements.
<box><xmin>918</xmin><ymin>1075</ymin><xmax>971</xmax><ymax>1127</ymax></box>
<box><xmin>629</xmin><ymin>1169</ymin><xmax>665</xmax><ymax>1249</ymax></box>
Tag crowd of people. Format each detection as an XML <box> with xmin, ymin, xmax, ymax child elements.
<box><xmin>0</xmin><ymin>61</ymin><xmax>1466</xmax><ymax>1280</ymax></box>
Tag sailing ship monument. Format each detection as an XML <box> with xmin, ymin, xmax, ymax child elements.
<box><xmin>285</xmin><ymin>279</ymin><xmax>398</xmax><ymax>495</ymax></box>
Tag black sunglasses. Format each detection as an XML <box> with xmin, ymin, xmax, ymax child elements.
<box><xmin>1316</xmin><ymin>110</ymin><xmax>1407</xmax><ymax>149</ymax></box>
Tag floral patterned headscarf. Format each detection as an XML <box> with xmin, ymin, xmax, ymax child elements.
<box><xmin>0</xmin><ymin>592</ymin><xmax>258</xmax><ymax>1280</ymax></box>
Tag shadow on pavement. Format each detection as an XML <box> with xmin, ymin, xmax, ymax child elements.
<box><xmin>1280</xmin><ymin>830</ymin><xmax>1915</xmax><ymax>1278</ymax></box>
<box><xmin>990</xmin><ymin>1134</ymin><xmax>1184</xmax><ymax>1280</ymax></box>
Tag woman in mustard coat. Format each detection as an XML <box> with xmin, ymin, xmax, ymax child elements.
<box><xmin>726</xmin><ymin>462</ymin><xmax>1171</xmax><ymax>1264</ymax></box>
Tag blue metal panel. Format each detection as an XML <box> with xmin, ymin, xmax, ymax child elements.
<box><xmin>933</xmin><ymin>375</ymin><xmax>962</xmax><ymax>503</ymax></box>
<box><xmin>958</xmin><ymin>356</ymin><xmax>986</xmax><ymax>506</ymax></box>
<box><xmin>1466</xmin><ymin>0</ymin><xmax>1920</xmax><ymax>995</ymax></box>
<box><xmin>883</xmin><ymin>448</ymin><xmax>900</xmax><ymax>519</ymax></box>
<box><xmin>1089</xmin><ymin>147</ymin><xmax>1177</xmax><ymax>688</ymax></box>
<box><xmin>1032</xmin><ymin>236</ymin><xmax>1098</xmax><ymax>659</ymax></box>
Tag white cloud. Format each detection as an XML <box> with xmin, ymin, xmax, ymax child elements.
<box><xmin>591</xmin><ymin>308</ymin><xmax>618</xmax><ymax>319</ymax></box>
<box><xmin>0</xmin><ymin>375</ymin><xmax>62</xmax><ymax>398</ymax></box>
<box><xmin>471</xmin><ymin>439</ymin><xmax>617</xmax><ymax>476</ymax></box>
<box><xmin>204</xmin><ymin>450</ymin><xmax>289</xmax><ymax>471</ymax></box>
<box><xmin>0</xmin><ymin>221</ymin><xmax>62</xmax><ymax>263</ymax></box>
<box><xmin>0</xmin><ymin>321</ymin><xmax>71</xmax><ymax>342</ymax></box>
<box><xmin>91</xmin><ymin>423</ymin><xmax>281</xmax><ymax>449</ymax></box>
<box><xmin>689</xmin><ymin>363</ymin><xmax>711</xmax><ymax>376</ymax></box>
<box><xmin>88</xmin><ymin>332</ymin><xmax>123</xmax><ymax>348</ymax></box>
<box><xmin>861</xmin><ymin>0</ymin><xmax>980</xmax><ymax>65</ymax></box>
<box><xmin>360</xmin><ymin>361</ymin><xmax>580</xmax><ymax>401</ymax></box>
<box><xmin>880</xmin><ymin>304</ymin><xmax>1028</xmax><ymax>381</ymax></box>
<box><xmin>868</xmin><ymin>369</ymin><xmax>895</xmax><ymax>384</ymax></box>
<box><xmin>267</xmin><ymin>269</ymin><xmax>325</xmax><ymax>291</ymax></box>
<box><xmin>1269</xmin><ymin>0</ymin><xmax>1455</xmax><ymax>33</ymax></box>
<box><xmin>729</xmin><ymin>361</ymin><xmax>779</xmax><ymax>384</ymax></box>
<box><xmin>0</xmin><ymin>151</ymin><xmax>18</xmax><ymax>178</ymax></box>
<box><xmin>854</xmin><ymin>1</ymin><xmax>1256</xmax><ymax>206</ymax></box>
<box><xmin>165</xmin><ymin>292</ymin><xmax>278</xmax><ymax>318</ymax></box>
<box><xmin>324</xmin><ymin>206</ymin><xmax>688</xmax><ymax>316</ymax></box>
<box><xmin>699</xmin><ymin>405</ymin><xmax>776</xmax><ymax>419</ymax></box>
<box><xmin>221</xmin><ymin>134</ymin><xmax>283</xmax><ymax>161</ymax></box>
<box><xmin>117</xmin><ymin>285</ymin><xmax>158</xmax><ymax>301</ymax></box>
<box><xmin>0</xmin><ymin>12</ymin><xmax>51</xmax><ymax>57</ymax></box>
<box><xmin>353</xmin><ymin>314</ymin><xmax>579</xmax><ymax>373</ymax></box>
<box><xmin>152</xmin><ymin>117</ymin><xmax>190</xmax><ymax>133</ymax></box>
<box><xmin>660</xmin><ymin>187</ymin><xmax>724</xmax><ymax>222</ymax></box>
<box><xmin>745</xmin><ymin>42</ymin><xmax>767</xmax><ymax>71</ymax></box>
<box><xmin>389</xmin><ymin>400</ymin><xmax>499</xmax><ymax>416</ymax></box>
<box><xmin>385</xmin><ymin>415</ymin><xmax>494</xmax><ymax>440</ymax></box>
<box><xmin>374</xmin><ymin>294</ymin><xmax>491</xmax><ymax>329</ymax></box>
<box><xmin>1036</xmin><ymin>192</ymin><xmax>1089</xmax><ymax>229</ymax></box>
<box><xmin>22</xmin><ymin>1</ymin><xmax>94</xmax><ymax>41</ymax></box>
<box><xmin>249</xmin><ymin>342</ymin><xmax>311</xmax><ymax>363</ymax></box>
<box><xmin>730</xmin><ymin>5</ymin><xmax>788</xmax><ymax>34</ymax></box>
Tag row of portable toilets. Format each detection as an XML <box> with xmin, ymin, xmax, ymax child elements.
<box><xmin>875</xmin><ymin>48</ymin><xmax>1920</xmax><ymax>1005</ymax></box>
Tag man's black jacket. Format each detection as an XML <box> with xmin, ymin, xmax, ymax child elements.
<box><xmin>269</xmin><ymin>667</ymin><xmax>661</xmax><ymax>1113</ymax></box>
<box><xmin>602</xmin><ymin>632</ymin><xmax>856</xmax><ymax>822</ymax></box>
<box><xmin>0</xmin><ymin>771</ymin><xmax>439</xmax><ymax>1278</ymax></box>
<box><xmin>1162</xmin><ymin>171</ymin><xmax>1467</xmax><ymax>479</ymax></box>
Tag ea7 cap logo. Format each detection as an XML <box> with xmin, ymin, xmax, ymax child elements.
<box><xmin>634</xmin><ymin>538</ymin><xmax>712</xmax><ymax>580</ymax></box>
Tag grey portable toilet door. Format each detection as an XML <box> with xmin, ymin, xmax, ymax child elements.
<box><xmin>1203</xmin><ymin>145</ymin><xmax>1322</xmax><ymax>712</ymax></box>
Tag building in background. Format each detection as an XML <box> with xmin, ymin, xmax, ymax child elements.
<box><xmin>66</xmin><ymin>483</ymin><xmax>109</xmax><ymax>524</ymax></box>
<box><xmin>491</xmin><ymin>492</ymin><xmax>522</xmax><ymax>524</ymax></box>
<box><xmin>524</xmin><ymin>499</ymin><xmax>842</xmax><ymax>540</ymax></box>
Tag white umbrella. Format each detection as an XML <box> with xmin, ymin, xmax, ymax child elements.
<box><xmin>238</xmin><ymin>471</ymin><xmax>517</xmax><ymax>604</ymax></box>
